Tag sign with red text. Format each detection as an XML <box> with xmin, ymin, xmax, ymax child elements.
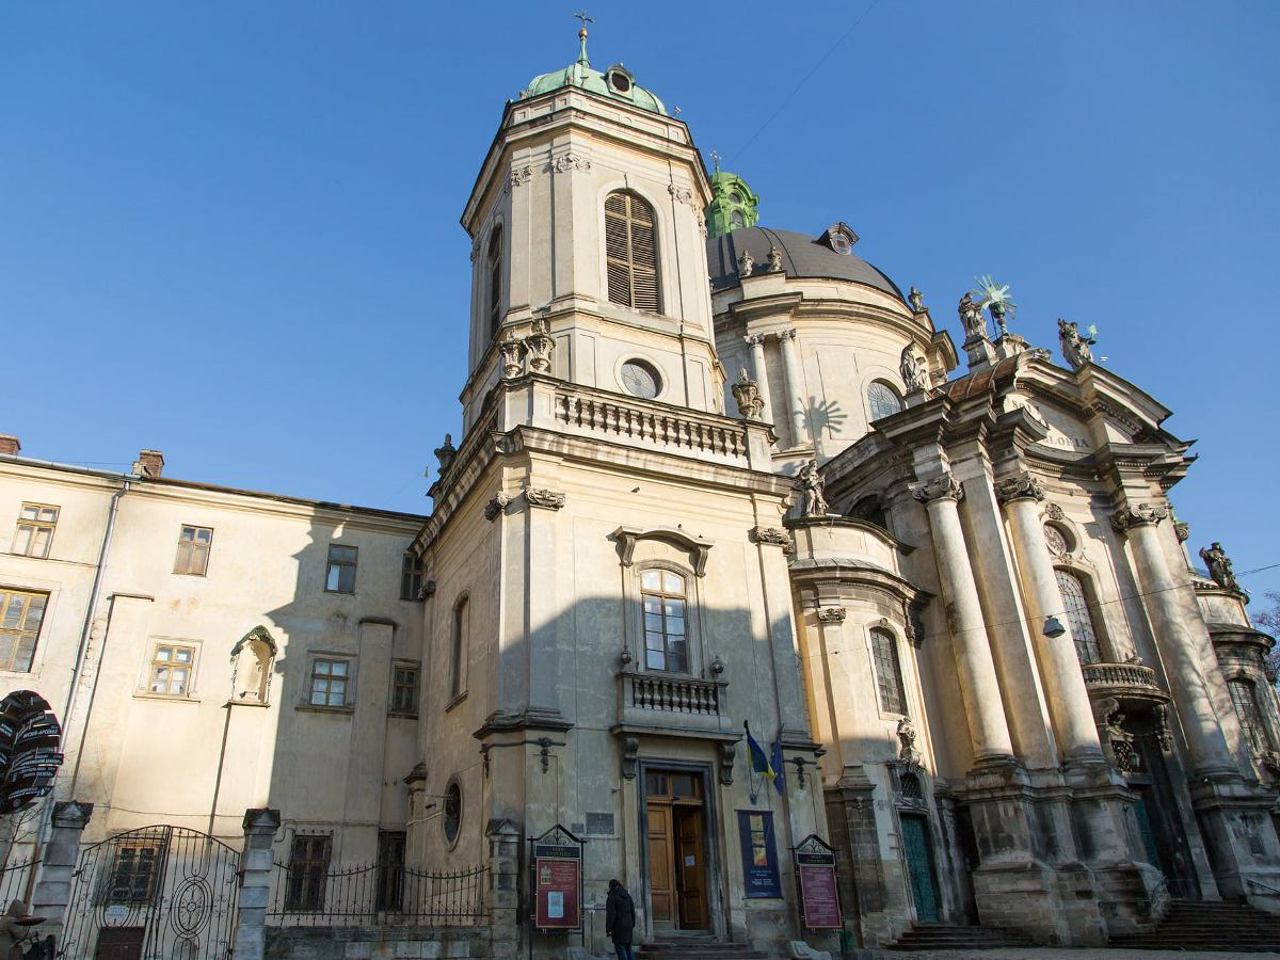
<box><xmin>530</xmin><ymin>824</ymin><xmax>584</xmax><ymax>932</ymax></box>
<box><xmin>793</xmin><ymin>834</ymin><xmax>841</xmax><ymax>929</ymax></box>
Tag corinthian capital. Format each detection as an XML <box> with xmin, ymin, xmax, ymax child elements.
<box><xmin>994</xmin><ymin>472</ymin><xmax>1045</xmax><ymax>505</ymax></box>
<box><xmin>744</xmin><ymin>334</ymin><xmax>767</xmax><ymax>347</ymax></box>
<box><xmin>911</xmin><ymin>473</ymin><xmax>964</xmax><ymax>505</ymax></box>
<box><xmin>1110</xmin><ymin>502</ymin><xmax>1168</xmax><ymax>533</ymax></box>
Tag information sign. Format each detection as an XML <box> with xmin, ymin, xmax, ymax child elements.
<box><xmin>530</xmin><ymin>824</ymin><xmax>584</xmax><ymax>932</ymax></box>
<box><xmin>0</xmin><ymin>691</ymin><xmax>62</xmax><ymax>815</ymax></box>
<box><xmin>737</xmin><ymin>810</ymin><xmax>782</xmax><ymax>898</ymax></box>
<box><xmin>793</xmin><ymin>834</ymin><xmax>842</xmax><ymax>929</ymax></box>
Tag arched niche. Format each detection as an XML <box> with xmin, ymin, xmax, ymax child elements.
<box><xmin>231</xmin><ymin>625</ymin><xmax>277</xmax><ymax>705</ymax></box>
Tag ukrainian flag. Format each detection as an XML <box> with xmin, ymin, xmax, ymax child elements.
<box><xmin>744</xmin><ymin>722</ymin><xmax>776</xmax><ymax>782</ymax></box>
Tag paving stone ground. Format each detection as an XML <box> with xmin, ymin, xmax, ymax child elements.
<box><xmin>881</xmin><ymin>950</ymin><xmax>1279</xmax><ymax>959</ymax></box>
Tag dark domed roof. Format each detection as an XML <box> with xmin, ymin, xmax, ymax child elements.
<box><xmin>706</xmin><ymin>226</ymin><xmax>905</xmax><ymax>303</ymax></box>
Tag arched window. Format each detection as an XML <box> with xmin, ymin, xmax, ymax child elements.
<box><xmin>232</xmin><ymin>626</ymin><xmax>276</xmax><ymax>704</ymax></box>
<box><xmin>1055</xmin><ymin>569</ymin><xmax>1102</xmax><ymax>664</ymax></box>
<box><xmin>450</xmin><ymin>596</ymin><xmax>469</xmax><ymax>699</ymax></box>
<box><xmin>641</xmin><ymin>569</ymin><xmax>688</xmax><ymax>673</ymax></box>
<box><xmin>1229</xmin><ymin>678</ymin><xmax>1274</xmax><ymax>754</ymax></box>
<box><xmin>870</xmin><ymin>627</ymin><xmax>907</xmax><ymax>715</ymax></box>
<box><xmin>604</xmin><ymin>191</ymin><xmax>660</xmax><ymax>312</ymax></box>
<box><xmin>850</xmin><ymin>494</ymin><xmax>888</xmax><ymax>530</ymax></box>
<box><xmin>867</xmin><ymin>381</ymin><xmax>903</xmax><ymax>421</ymax></box>
<box><xmin>487</xmin><ymin>226</ymin><xmax>503</xmax><ymax>336</ymax></box>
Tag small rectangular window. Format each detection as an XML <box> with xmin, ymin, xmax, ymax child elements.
<box><xmin>285</xmin><ymin>835</ymin><xmax>332</xmax><ymax>912</ymax></box>
<box><xmin>105</xmin><ymin>840</ymin><xmax>165</xmax><ymax>904</ymax></box>
<box><xmin>325</xmin><ymin>544</ymin><xmax>357</xmax><ymax>594</ymax></box>
<box><xmin>400</xmin><ymin>553</ymin><xmax>423</xmax><ymax>601</ymax></box>
<box><xmin>376</xmin><ymin>831</ymin><xmax>406</xmax><ymax>912</ymax></box>
<box><xmin>0</xmin><ymin>589</ymin><xmax>48</xmax><ymax>673</ymax></box>
<box><xmin>12</xmin><ymin>503</ymin><xmax>58</xmax><ymax>559</ymax></box>
<box><xmin>148</xmin><ymin>642</ymin><xmax>197</xmax><ymax>696</ymax></box>
<box><xmin>309</xmin><ymin>657</ymin><xmax>350</xmax><ymax>707</ymax></box>
<box><xmin>173</xmin><ymin>525</ymin><xmax>213</xmax><ymax>576</ymax></box>
<box><xmin>390</xmin><ymin>663</ymin><xmax>419</xmax><ymax>715</ymax></box>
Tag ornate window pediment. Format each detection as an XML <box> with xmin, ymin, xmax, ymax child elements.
<box><xmin>612</xmin><ymin>526</ymin><xmax>712</xmax><ymax>577</ymax></box>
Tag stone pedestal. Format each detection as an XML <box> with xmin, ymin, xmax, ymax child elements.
<box><xmin>234</xmin><ymin>807</ymin><xmax>281</xmax><ymax>960</ymax></box>
<box><xmin>31</xmin><ymin>801</ymin><xmax>93</xmax><ymax>947</ymax></box>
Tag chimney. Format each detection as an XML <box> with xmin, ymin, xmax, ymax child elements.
<box><xmin>0</xmin><ymin>435</ymin><xmax>20</xmax><ymax>457</ymax></box>
<box><xmin>134</xmin><ymin>449</ymin><xmax>165</xmax><ymax>479</ymax></box>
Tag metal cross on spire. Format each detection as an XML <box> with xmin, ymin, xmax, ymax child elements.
<box><xmin>573</xmin><ymin>10</ymin><xmax>593</xmax><ymax>65</ymax></box>
<box><xmin>710</xmin><ymin>150</ymin><xmax>721</xmax><ymax>174</ymax></box>
<box><xmin>573</xmin><ymin>10</ymin><xmax>593</xmax><ymax>33</ymax></box>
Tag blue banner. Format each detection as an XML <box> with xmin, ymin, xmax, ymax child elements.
<box><xmin>737</xmin><ymin>810</ymin><xmax>782</xmax><ymax>899</ymax></box>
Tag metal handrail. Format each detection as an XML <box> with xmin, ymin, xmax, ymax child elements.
<box><xmin>1244</xmin><ymin>875</ymin><xmax>1280</xmax><ymax>897</ymax></box>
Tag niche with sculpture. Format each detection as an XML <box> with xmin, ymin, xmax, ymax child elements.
<box><xmin>231</xmin><ymin>625</ymin><xmax>277</xmax><ymax>705</ymax></box>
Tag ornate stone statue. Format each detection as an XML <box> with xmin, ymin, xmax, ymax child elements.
<box><xmin>897</xmin><ymin>717</ymin><xmax>921</xmax><ymax>765</ymax></box>
<box><xmin>766</xmin><ymin>245</ymin><xmax>783</xmax><ymax>273</ymax></box>
<box><xmin>899</xmin><ymin>346</ymin><xmax>929</xmax><ymax>394</ymax></box>
<box><xmin>908</xmin><ymin>286</ymin><xmax>925</xmax><ymax>312</ymax></box>
<box><xmin>1199</xmin><ymin>541</ymin><xmax>1239</xmax><ymax>591</ymax></box>
<box><xmin>730</xmin><ymin>369</ymin><xmax>764</xmax><ymax>420</ymax></box>
<box><xmin>795</xmin><ymin>460</ymin><xmax>828</xmax><ymax>518</ymax></box>
<box><xmin>434</xmin><ymin>434</ymin><xmax>457</xmax><ymax>476</ymax></box>
<box><xmin>958</xmin><ymin>292</ymin><xmax>986</xmax><ymax>341</ymax></box>
<box><xmin>523</xmin><ymin>318</ymin><xmax>555</xmax><ymax>374</ymax></box>
<box><xmin>737</xmin><ymin>249</ymin><xmax>754</xmax><ymax>278</ymax></box>
<box><xmin>499</xmin><ymin>332</ymin><xmax>524</xmax><ymax>379</ymax></box>
<box><xmin>1057</xmin><ymin>318</ymin><xmax>1095</xmax><ymax>370</ymax></box>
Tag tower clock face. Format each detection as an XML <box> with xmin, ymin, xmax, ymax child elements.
<box><xmin>620</xmin><ymin>359</ymin><xmax>661</xmax><ymax>399</ymax></box>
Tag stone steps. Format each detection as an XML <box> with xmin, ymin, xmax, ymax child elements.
<box><xmin>888</xmin><ymin>924</ymin><xmax>1035</xmax><ymax>951</ymax></box>
<box><xmin>1109</xmin><ymin>899</ymin><xmax>1280</xmax><ymax>951</ymax></box>
<box><xmin>639</xmin><ymin>939</ymin><xmax>768</xmax><ymax>960</ymax></box>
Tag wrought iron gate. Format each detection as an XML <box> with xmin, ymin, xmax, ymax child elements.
<box><xmin>59</xmin><ymin>826</ymin><xmax>240</xmax><ymax>960</ymax></box>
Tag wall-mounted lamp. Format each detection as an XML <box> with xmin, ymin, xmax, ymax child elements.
<box><xmin>1042</xmin><ymin>615</ymin><xmax>1066</xmax><ymax>639</ymax></box>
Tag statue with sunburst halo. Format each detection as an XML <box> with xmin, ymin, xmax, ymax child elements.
<box><xmin>970</xmin><ymin>275</ymin><xmax>1016</xmax><ymax>338</ymax></box>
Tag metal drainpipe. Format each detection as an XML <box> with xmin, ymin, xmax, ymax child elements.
<box><xmin>23</xmin><ymin>474</ymin><xmax>132</xmax><ymax>898</ymax></box>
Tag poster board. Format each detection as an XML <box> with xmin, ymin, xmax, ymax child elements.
<box><xmin>737</xmin><ymin>810</ymin><xmax>782</xmax><ymax>898</ymax></box>
<box><xmin>530</xmin><ymin>824</ymin><xmax>584</xmax><ymax>932</ymax></box>
<box><xmin>793</xmin><ymin>834</ymin><xmax>841</xmax><ymax>929</ymax></box>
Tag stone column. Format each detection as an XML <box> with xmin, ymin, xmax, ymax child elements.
<box><xmin>912</xmin><ymin>474</ymin><xmax>1014</xmax><ymax>763</ymax></box>
<box><xmin>234</xmin><ymin>808</ymin><xmax>281</xmax><ymax>960</ymax></box>
<box><xmin>486</xmin><ymin>818</ymin><xmax>521</xmax><ymax>960</ymax></box>
<box><xmin>1112</xmin><ymin>503</ymin><xmax>1237</xmax><ymax>779</ymax></box>
<box><xmin>777</xmin><ymin>328</ymin><xmax>809</xmax><ymax>447</ymax></box>
<box><xmin>744</xmin><ymin>334</ymin><xmax>774</xmax><ymax>424</ymax></box>
<box><xmin>997</xmin><ymin>473</ymin><xmax>1103</xmax><ymax>763</ymax></box>
<box><xmin>31</xmin><ymin>801</ymin><xmax>92</xmax><ymax>943</ymax></box>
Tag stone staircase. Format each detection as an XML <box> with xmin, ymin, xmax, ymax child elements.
<box><xmin>1109</xmin><ymin>898</ymin><xmax>1280</xmax><ymax>952</ymax></box>
<box><xmin>638</xmin><ymin>936</ymin><xmax>768</xmax><ymax>960</ymax></box>
<box><xmin>887</xmin><ymin>923</ymin><xmax>1035</xmax><ymax>951</ymax></box>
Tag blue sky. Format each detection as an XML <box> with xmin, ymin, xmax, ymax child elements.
<box><xmin>3</xmin><ymin>2</ymin><xmax>1278</xmax><ymax>598</ymax></box>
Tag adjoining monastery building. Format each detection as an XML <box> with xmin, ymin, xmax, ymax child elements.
<box><xmin>4</xmin><ymin>25</ymin><xmax>1280</xmax><ymax>959</ymax></box>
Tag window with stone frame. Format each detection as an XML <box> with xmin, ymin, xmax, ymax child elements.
<box><xmin>870</xmin><ymin>627</ymin><xmax>908</xmax><ymax>715</ymax></box>
<box><xmin>325</xmin><ymin>543</ymin><xmax>357</xmax><ymax>594</ymax></box>
<box><xmin>390</xmin><ymin>662</ymin><xmax>419</xmax><ymax>716</ymax></box>
<box><xmin>11</xmin><ymin>503</ymin><xmax>58</xmax><ymax>559</ymax></box>
<box><xmin>604</xmin><ymin>191</ymin><xmax>661</xmax><ymax>312</ymax></box>
<box><xmin>400</xmin><ymin>553</ymin><xmax>423</xmax><ymax>602</ymax></box>
<box><xmin>641</xmin><ymin>568</ymin><xmax>689</xmax><ymax>673</ymax></box>
<box><xmin>285</xmin><ymin>834</ymin><xmax>332</xmax><ymax>912</ymax></box>
<box><xmin>0</xmin><ymin>589</ymin><xmax>47</xmax><ymax>673</ymax></box>
<box><xmin>146</xmin><ymin>641</ymin><xmax>197</xmax><ymax>697</ymax></box>
<box><xmin>308</xmin><ymin>657</ymin><xmax>351</xmax><ymax>708</ymax></box>
<box><xmin>1229</xmin><ymin>678</ymin><xmax>1275</xmax><ymax>755</ymax></box>
<box><xmin>1054</xmin><ymin>569</ymin><xmax>1103</xmax><ymax>665</ymax></box>
<box><xmin>487</xmin><ymin>224</ymin><xmax>504</xmax><ymax>336</ymax></box>
<box><xmin>867</xmin><ymin>381</ymin><xmax>903</xmax><ymax>421</ymax></box>
<box><xmin>449</xmin><ymin>596</ymin><xmax>469</xmax><ymax>699</ymax></box>
<box><xmin>173</xmin><ymin>524</ymin><xmax>213</xmax><ymax>576</ymax></box>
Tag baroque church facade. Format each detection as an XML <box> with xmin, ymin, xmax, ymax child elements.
<box><xmin>2</xmin><ymin>27</ymin><xmax>1279</xmax><ymax>957</ymax></box>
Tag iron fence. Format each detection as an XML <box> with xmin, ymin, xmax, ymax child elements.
<box><xmin>0</xmin><ymin>856</ymin><xmax>38</xmax><ymax>906</ymax></box>
<box><xmin>266</xmin><ymin>861</ymin><xmax>487</xmax><ymax>927</ymax></box>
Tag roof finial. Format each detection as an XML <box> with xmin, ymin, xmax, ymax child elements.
<box><xmin>573</xmin><ymin>11</ymin><xmax>593</xmax><ymax>66</ymax></box>
<box><xmin>710</xmin><ymin>149</ymin><xmax>721</xmax><ymax>174</ymax></box>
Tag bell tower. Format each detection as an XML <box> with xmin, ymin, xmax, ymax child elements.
<box><xmin>458</xmin><ymin>24</ymin><xmax>721</xmax><ymax>432</ymax></box>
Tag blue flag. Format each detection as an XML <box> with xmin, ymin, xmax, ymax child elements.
<box><xmin>744</xmin><ymin>722</ymin><xmax>775</xmax><ymax>783</ymax></box>
<box><xmin>770</xmin><ymin>739</ymin><xmax>786</xmax><ymax>795</ymax></box>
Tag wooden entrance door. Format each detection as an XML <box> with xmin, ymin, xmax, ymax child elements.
<box><xmin>94</xmin><ymin>927</ymin><xmax>144</xmax><ymax>960</ymax></box>
<box><xmin>901</xmin><ymin>814</ymin><xmax>940</xmax><ymax>924</ymax></box>
<box><xmin>644</xmin><ymin>770</ymin><xmax>709</xmax><ymax>932</ymax></box>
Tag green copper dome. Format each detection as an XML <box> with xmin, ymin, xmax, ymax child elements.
<box><xmin>519</xmin><ymin>27</ymin><xmax>667</xmax><ymax>116</ymax></box>
<box><xmin>706</xmin><ymin>170</ymin><xmax>759</xmax><ymax>239</ymax></box>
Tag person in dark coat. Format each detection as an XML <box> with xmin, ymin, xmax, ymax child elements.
<box><xmin>605</xmin><ymin>878</ymin><xmax>636</xmax><ymax>960</ymax></box>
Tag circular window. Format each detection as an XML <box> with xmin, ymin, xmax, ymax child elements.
<box><xmin>609</xmin><ymin>71</ymin><xmax>631</xmax><ymax>93</ymax></box>
<box><xmin>829</xmin><ymin>233</ymin><xmax>852</xmax><ymax>255</ymax></box>
<box><xmin>1043</xmin><ymin>523</ymin><xmax>1071</xmax><ymax>556</ymax></box>
<box><xmin>867</xmin><ymin>381</ymin><xmax>903</xmax><ymax>421</ymax></box>
<box><xmin>621</xmin><ymin>359</ymin><xmax>662</xmax><ymax>399</ymax></box>
<box><xmin>442</xmin><ymin>781</ymin><xmax>461</xmax><ymax>845</ymax></box>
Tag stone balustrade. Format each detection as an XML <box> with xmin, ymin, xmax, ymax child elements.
<box><xmin>554</xmin><ymin>387</ymin><xmax>751</xmax><ymax>467</ymax></box>
<box><xmin>625</xmin><ymin>672</ymin><xmax>723</xmax><ymax>716</ymax></box>
<box><xmin>1082</xmin><ymin>661</ymin><xmax>1170</xmax><ymax>706</ymax></box>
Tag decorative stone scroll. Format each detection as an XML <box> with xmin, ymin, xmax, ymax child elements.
<box><xmin>994</xmin><ymin>472</ymin><xmax>1045</xmax><ymax>505</ymax></box>
<box><xmin>506</xmin><ymin>165</ymin><xmax>533</xmax><ymax>192</ymax></box>
<box><xmin>751</xmin><ymin>526</ymin><xmax>790</xmax><ymax>549</ymax></box>
<box><xmin>524</xmin><ymin>487</ymin><xmax>566</xmax><ymax>511</ymax></box>
<box><xmin>1110</xmin><ymin>502</ymin><xmax>1168</xmax><ymax>534</ymax></box>
<box><xmin>817</xmin><ymin>607</ymin><xmax>846</xmax><ymax>624</ymax></box>
<box><xmin>667</xmin><ymin>182</ymin><xmax>694</xmax><ymax>206</ymax></box>
<box><xmin>910</xmin><ymin>473</ymin><xmax>964</xmax><ymax>505</ymax></box>
<box><xmin>613</xmin><ymin>526</ymin><xmax>712</xmax><ymax>577</ymax></box>
<box><xmin>718</xmin><ymin>742</ymin><xmax>736</xmax><ymax>786</ymax></box>
<box><xmin>551</xmin><ymin>153</ymin><xmax>591</xmax><ymax>174</ymax></box>
<box><xmin>484</xmin><ymin>493</ymin><xmax>512</xmax><ymax>522</ymax></box>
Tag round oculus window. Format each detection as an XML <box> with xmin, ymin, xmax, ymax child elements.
<box><xmin>609</xmin><ymin>71</ymin><xmax>631</xmax><ymax>93</ymax></box>
<box><xmin>829</xmin><ymin>233</ymin><xmax>852</xmax><ymax>255</ymax></box>
<box><xmin>443</xmin><ymin>781</ymin><xmax>462</xmax><ymax>844</ymax></box>
<box><xmin>621</xmin><ymin>359</ymin><xmax>661</xmax><ymax>399</ymax></box>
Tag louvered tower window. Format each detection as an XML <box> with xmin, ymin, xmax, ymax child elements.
<box><xmin>604</xmin><ymin>191</ymin><xmax>661</xmax><ymax>312</ymax></box>
<box><xmin>487</xmin><ymin>226</ymin><xmax>503</xmax><ymax>336</ymax></box>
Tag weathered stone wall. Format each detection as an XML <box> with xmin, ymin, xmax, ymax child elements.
<box><xmin>265</xmin><ymin>926</ymin><xmax>489</xmax><ymax>960</ymax></box>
